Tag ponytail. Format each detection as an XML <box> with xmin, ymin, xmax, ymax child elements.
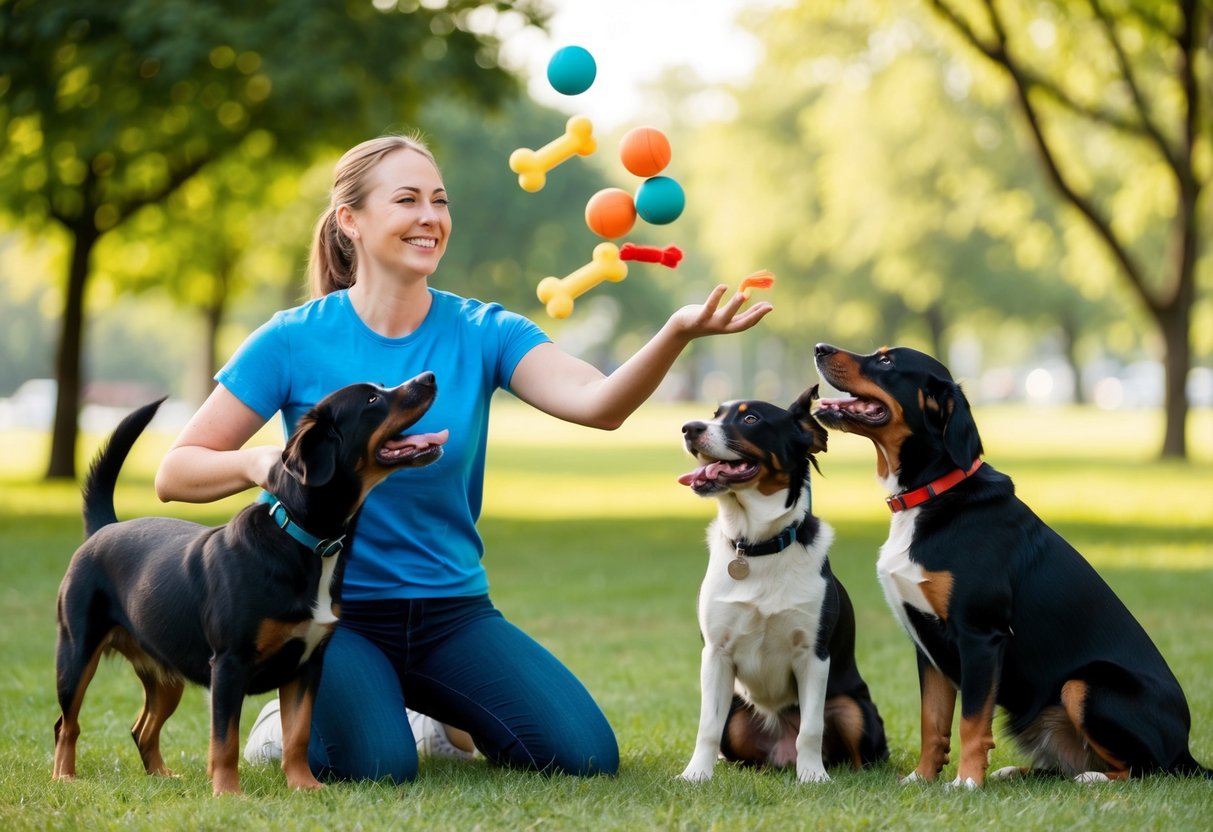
<box><xmin>307</xmin><ymin>207</ymin><xmax>356</xmax><ymax>299</ymax></box>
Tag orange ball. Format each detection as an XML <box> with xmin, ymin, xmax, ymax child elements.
<box><xmin>619</xmin><ymin>127</ymin><xmax>671</xmax><ymax>178</ymax></box>
<box><xmin>584</xmin><ymin>188</ymin><xmax>637</xmax><ymax>239</ymax></box>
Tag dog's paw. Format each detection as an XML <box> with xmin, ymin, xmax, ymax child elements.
<box><xmin>679</xmin><ymin>766</ymin><xmax>714</xmax><ymax>783</ymax></box>
<box><xmin>946</xmin><ymin>776</ymin><xmax>980</xmax><ymax>790</ymax></box>
<box><xmin>1074</xmin><ymin>771</ymin><xmax>1111</xmax><ymax>785</ymax></box>
<box><xmin>989</xmin><ymin>766</ymin><xmax>1027</xmax><ymax>781</ymax></box>
<box><xmin>899</xmin><ymin>770</ymin><xmax>926</xmax><ymax>785</ymax></box>
<box><xmin>796</xmin><ymin>767</ymin><xmax>830</xmax><ymax>784</ymax></box>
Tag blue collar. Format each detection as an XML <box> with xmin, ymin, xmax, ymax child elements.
<box><xmin>258</xmin><ymin>491</ymin><xmax>345</xmax><ymax>558</ymax></box>
<box><xmin>729</xmin><ymin>508</ymin><xmax>814</xmax><ymax>557</ymax></box>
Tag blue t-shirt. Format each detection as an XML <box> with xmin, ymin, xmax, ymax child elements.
<box><xmin>216</xmin><ymin>288</ymin><xmax>550</xmax><ymax>600</ymax></box>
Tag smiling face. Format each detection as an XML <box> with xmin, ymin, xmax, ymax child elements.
<box><xmin>339</xmin><ymin>148</ymin><xmax>451</xmax><ymax>281</ymax></box>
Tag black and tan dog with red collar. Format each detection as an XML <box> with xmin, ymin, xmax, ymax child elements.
<box><xmin>813</xmin><ymin>343</ymin><xmax>1211</xmax><ymax>787</ymax></box>
<box><xmin>53</xmin><ymin>374</ymin><xmax>447</xmax><ymax>795</ymax></box>
<box><xmin>676</xmin><ymin>386</ymin><xmax>889</xmax><ymax>783</ymax></box>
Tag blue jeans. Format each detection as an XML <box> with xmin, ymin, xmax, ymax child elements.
<box><xmin>307</xmin><ymin>595</ymin><xmax>619</xmax><ymax>783</ymax></box>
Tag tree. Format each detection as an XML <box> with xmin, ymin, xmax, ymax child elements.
<box><xmin>0</xmin><ymin>0</ymin><xmax>544</xmax><ymax>478</ymax></box>
<box><xmin>685</xmin><ymin>1</ymin><xmax>1122</xmax><ymax>391</ymax></box>
<box><xmin>925</xmin><ymin>0</ymin><xmax>1210</xmax><ymax>458</ymax></box>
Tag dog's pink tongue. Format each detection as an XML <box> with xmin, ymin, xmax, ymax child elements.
<box><xmin>677</xmin><ymin>461</ymin><xmax>726</xmax><ymax>486</ymax></box>
<box><xmin>387</xmin><ymin>429</ymin><xmax>449</xmax><ymax>450</ymax></box>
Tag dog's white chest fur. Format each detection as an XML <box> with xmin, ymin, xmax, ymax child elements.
<box><xmin>299</xmin><ymin>556</ymin><xmax>339</xmax><ymax>663</ymax></box>
<box><xmin>876</xmin><ymin>506</ymin><xmax>938</xmax><ymax>656</ymax></box>
<box><xmin>698</xmin><ymin>516</ymin><xmax>835</xmax><ymax>714</ymax></box>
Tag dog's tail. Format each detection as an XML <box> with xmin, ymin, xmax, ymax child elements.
<box><xmin>82</xmin><ymin>397</ymin><xmax>166</xmax><ymax>538</ymax></box>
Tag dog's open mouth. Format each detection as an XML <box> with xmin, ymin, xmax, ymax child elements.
<box><xmin>815</xmin><ymin>396</ymin><xmax>889</xmax><ymax>427</ymax></box>
<box><xmin>378</xmin><ymin>429</ymin><xmax>448</xmax><ymax>467</ymax></box>
<box><xmin>677</xmin><ymin>456</ymin><xmax>760</xmax><ymax>494</ymax></box>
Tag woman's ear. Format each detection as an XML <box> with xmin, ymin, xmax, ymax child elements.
<box><xmin>335</xmin><ymin>204</ymin><xmax>360</xmax><ymax>241</ymax></box>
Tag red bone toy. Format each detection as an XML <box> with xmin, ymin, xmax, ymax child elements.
<box><xmin>619</xmin><ymin>243</ymin><xmax>683</xmax><ymax>269</ymax></box>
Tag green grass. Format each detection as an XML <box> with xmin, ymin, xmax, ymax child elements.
<box><xmin>2</xmin><ymin>402</ymin><xmax>1211</xmax><ymax>830</ymax></box>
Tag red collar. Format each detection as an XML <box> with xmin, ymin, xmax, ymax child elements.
<box><xmin>886</xmin><ymin>459</ymin><xmax>983</xmax><ymax>513</ymax></box>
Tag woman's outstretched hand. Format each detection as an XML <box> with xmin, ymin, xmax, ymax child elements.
<box><xmin>669</xmin><ymin>284</ymin><xmax>773</xmax><ymax>340</ymax></box>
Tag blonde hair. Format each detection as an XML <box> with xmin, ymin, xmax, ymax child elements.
<box><xmin>307</xmin><ymin>133</ymin><xmax>441</xmax><ymax>298</ymax></box>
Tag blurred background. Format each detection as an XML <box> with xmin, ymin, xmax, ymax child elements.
<box><xmin>1</xmin><ymin>0</ymin><xmax>1210</xmax><ymax>480</ymax></box>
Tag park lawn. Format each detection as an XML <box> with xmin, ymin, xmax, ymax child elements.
<box><xmin>1</xmin><ymin>401</ymin><xmax>1210</xmax><ymax>830</ymax></box>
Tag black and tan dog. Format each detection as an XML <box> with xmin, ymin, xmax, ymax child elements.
<box><xmin>53</xmin><ymin>375</ymin><xmax>446</xmax><ymax>795</ymax></box>
<box><xmin>813</xmin><ymin>343</ymin><xmax>1210</xmax><ymax>786</ymax></box>
<box><xmin>677</xmin><ymin>387</ymin><xmax>888</xmax><ymax>783</ymax></box>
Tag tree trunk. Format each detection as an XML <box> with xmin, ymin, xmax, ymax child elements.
<box><xmin>924</xmin><ymin>304</ymin><xmax>947</xmax><ymax>361</ymax></box>
<box><xmin>198</xmin><ymin>265</ymin><xmax>231</xmax><ymax>403</ymax></box>
<box><xmin>1059</xmin><ymin>310</ymin><xmax>1084</xmax><ymax>405</ymax></box>
<box><xmin>1158</xmin><ymin>305</ymin><xmax>1191</xmax><ymax>459</ymax></box>
<box><xmin>46</xmin><ymin>223</ymin><xmax>99</xmax><ymax>480</ymax></box>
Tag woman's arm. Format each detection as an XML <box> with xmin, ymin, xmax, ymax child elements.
<box><xmin>154</xmin><ymin>384</ymin><xmax>282</xmax><ymax>503</ymax></box>
<box><xmin>509</xmin><ymin>284</ymin><xmax>772</xmax><ymax>430</ymax></box>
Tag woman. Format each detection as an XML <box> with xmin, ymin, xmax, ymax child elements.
<box><xmin>155</xmin><ymin>134</ymin><xmax>772</xmax><ymax>783</ymax></box>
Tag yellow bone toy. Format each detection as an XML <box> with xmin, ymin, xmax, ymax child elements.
<box><xmin>536</xmin><ymin>242</ymin><xmax>628</xmax><ymax>319</ymax></box>
<box><xmin>509</xmin><ymin>115</ymin><xmax>597</xmax><ymax>193</ymax></box>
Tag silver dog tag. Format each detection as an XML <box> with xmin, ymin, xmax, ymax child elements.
<box><xmin>728</xmin><ymin>553</ymin><xmax>750</xmax><ymax>580</ymax></box>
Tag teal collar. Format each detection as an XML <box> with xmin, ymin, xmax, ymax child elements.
<box><xmin>258</xmin><ymin>491</ymin><xmax>345</xmax><ymax>558</ymax></box>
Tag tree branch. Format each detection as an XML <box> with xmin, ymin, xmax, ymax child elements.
<box><xmin>928</xmin><ymin>0</ymin><xmax>1147</xmax><ymax>136</ymax></box>
<box><xmin>930</xmin><ymin>0</ymin><xmax>1160</xmax><ymax>316</ymax></box>
<box><xmin>1089</xmin><ymin>0</ymin><xmax>1181</xmax><ymax>171</ymax></box>
<box><xmin>110</xmin><ymin>152</ymin><xmax>215</xmax><ymax>226</ymax></box>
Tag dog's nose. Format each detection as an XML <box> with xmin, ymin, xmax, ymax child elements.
<box><xmin>412</xmin><ymin>371</ymin><xmax>436</xmax><ymax>387</ymax></box>
<box><xmin>815</xmin><ymin>343</ymin><xmax>837</xmax><ymax>359</ymax></box>
<box><xmin>682</xmin><ymin>421</ymin><xmax>706</xmax><ymax>440</ymax></box>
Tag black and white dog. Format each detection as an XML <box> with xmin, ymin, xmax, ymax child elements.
<box><xmin>677</xmin><ymin>387</ymin><xmax>888</xmax><ymax>783</ymax></box>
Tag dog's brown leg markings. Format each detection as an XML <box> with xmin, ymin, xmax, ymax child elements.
<box><xmin>279</xmin><ymin>677</ymin><xmax>323</xmax><ymax>790</ymax></box>
<box><xmin>958</xmin><ymin>686</ymin><xmax>998</xmax><ymax>786</ymax></box>
<box><xmin>208</xmin><ymin>712</ymin><xmax>242</xmax><ymax>795</ymax></box>
<box><xmin>913</xmin><ymin>663</ymin><xmax>956</xmax><ymax>781</ymax></box>
<box><xmin>824</xmin><ymin>695</ymin><xmax>866</xmax><ymax>770</ymax></box>
<box><xmin>53</xmin><ymin>628</ymin><xmax>118</xmax><ymax>781</ymax></box>
<box><xmin>130</xmin><ymin>670</ymin><xmax>185</xmax><ymax>777</ymax></box>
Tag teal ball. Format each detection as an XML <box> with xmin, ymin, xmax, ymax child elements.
<box><xmin>547</xmin><ymin>46</ymin><xmax>596</xmax><ymax>96</ymax></box>
<box><xmin>635</xmin><ymin>176</ymin><xmax>685</xmax><ymax>225</ymax></box>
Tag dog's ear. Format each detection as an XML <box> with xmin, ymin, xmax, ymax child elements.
<box><xmin>787</xmin><ymin>385</ymin><xmax>827</xmax><ymax>496</ymax></box>
<box><xmin>789</xmin><ymin>384</ymin><xmax>828</xmax><ymax>457</ymax></box>
<box><xmin>282</xmin><ymin>413</ymin><xmax>341</xmax><ymax>487</ymax></box>
<box><xmin>923</xmin><ymin>375</ymin><xmax>982</xmax><ymax>469</ymax></box>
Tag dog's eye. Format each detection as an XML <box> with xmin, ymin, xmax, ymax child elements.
<box><xmin>744</xmin><ymin>414</ymin><xmax>759</xmax><ymax>424</ymax></box>
<box><xmin>877</xmin><ymin>354</ymin><xmax>893</xmax><ymax>365</ymax></box>
<box><xmin>368</xmin><ymin>395</ymin><xmax>379</xmax><ymax>404</ymax></box>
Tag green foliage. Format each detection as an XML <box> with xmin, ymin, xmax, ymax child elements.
<box><xmin>682</xmin><ymin>0</ymin><xmax>1128</xmax><ymax>362</ymax></box>
<box><xmin>0</xmin><ymin>0</ymin><xmax>549</xmax><ymax>475</ymax></box>
<box><xmin>0</xmin><ymin>0</ymin><xmax>539</xmax><ymax>228</ymax></box>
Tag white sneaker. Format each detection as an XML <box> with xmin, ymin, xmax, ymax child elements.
<box><xmin>243</xmin><ymin>698</ymin><xmax>473</xmax><ymax>764</ymax></box>
<box><xmin>243</xmin><ymin>698</ymin><xmax>284</xmax><ymax>764</ymax></box>
<box><xmin>409</xmin><ymin>710</ymin><xmax>475</xmax><ymax>760</ymax></box>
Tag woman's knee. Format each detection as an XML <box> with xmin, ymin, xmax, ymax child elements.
<box><xmin>554</xmin><ymin>727</ymin><xmax>619</xmax><ymax>777</ymax></box>
<box><xmin>310</xmin><ymin>727</ymin><xmax>419</xmax><ymax>784</ymax></box>
<box><xmin>485</xmin><ymin>709</ymin><xmax>619</xmax><ymax>777</ymax></box>
<box><xmin>309</xmin><ymin>626</ymin><xmax>418</xmax><ymax>783</ymax></box>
